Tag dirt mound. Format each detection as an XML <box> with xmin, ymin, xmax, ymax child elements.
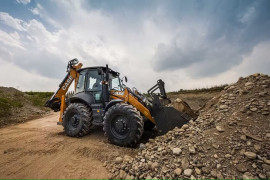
<box><xmin>0</xmin><ymin>87</ymin><xmax>49</xmax><ymax>127</ymax></box>
<box><xmin>107</xmin><ymin>73</ymin><xmax>270</xmax><ymax>179</ymax></box>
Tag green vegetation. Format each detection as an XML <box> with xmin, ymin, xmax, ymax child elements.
<box><xmin>0</xmin><ymin>97</ymin><xmax>23</xmax><ymax>117</ymax></box>
<box><xmin>0</xmin><ymin>91</ymin><xmax>53</xmax><ymax>118</ymax></box>
<box><xmin>25</xmin><ymin>92</ymin><xmax>54</xmax><ymax>107</ymax></box>
<box><xmin>168</xmin><ymin>84</ymin><xmax>228</xmax><ymax>95</ymax></box>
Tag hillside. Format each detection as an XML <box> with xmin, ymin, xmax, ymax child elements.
<box><xmin>0</xmin><ymin>87</ymin><xmax>52</xmax><ymax>127</ymax></box>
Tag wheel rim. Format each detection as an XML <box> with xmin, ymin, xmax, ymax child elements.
<box><xmin>68</xmin><ymin>111</ymin><xmax>81</xmax><ymax>129</ymax></box>
<box><xmin>111</xmin><ymin>115</ymin><xmax>129</xmax><ymax>139</ymax></box>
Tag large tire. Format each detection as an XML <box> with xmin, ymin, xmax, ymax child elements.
<box><xmin>63</xmin><ymin>103</ymin><xmax>92</xmax><ymax>137</ymax></box>
<box><xmin>103</xmin><ymin>103</ymin><xmax>144</xmax><ymax>147</ymax></box>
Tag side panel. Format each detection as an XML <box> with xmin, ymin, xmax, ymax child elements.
<box><xmin>69</xmin><ymin>92</ymin><xmax>95</xmax><ymax>107</ymax></box>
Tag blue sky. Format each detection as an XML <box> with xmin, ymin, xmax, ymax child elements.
<box><xmin>0</xmin><ymin>0</ymin><xmax>270</xmax><ymax>91</ymax></box>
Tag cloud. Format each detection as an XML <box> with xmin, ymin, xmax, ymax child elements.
<box><xmin>16</xmin><ymin>0</ymin><xmax>31</xmax><ymax>5</ymax></box>
<box><xmin>0</xmin><ymin>0</ymin><xmax>269</xmax><ymax>92</ymax></box>
<box><xmin>0</xmin><ymin>12</ymin><xmax>26</xmax><ymax>31</ymax></box>
<box><xmin>151</xmin><ymin>0</ymin><xmax>270</xmax><ymax>79</ymax></box>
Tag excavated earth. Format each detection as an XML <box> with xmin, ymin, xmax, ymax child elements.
<box><xmin>108</xmin><ymin>73</ymin><xmax>270</xmax><ymax>179</ymax></box>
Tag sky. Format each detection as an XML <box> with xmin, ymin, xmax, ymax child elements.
<box><xmin>0</xmin><ymin>0</ymin><xmax>270</xmax><ymax>92</ymax></box>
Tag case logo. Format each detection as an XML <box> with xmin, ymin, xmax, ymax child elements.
<box><xmin>62</xmin><ymin>76</ymin><xmax>73</xmax><ymax>90</ymax></box>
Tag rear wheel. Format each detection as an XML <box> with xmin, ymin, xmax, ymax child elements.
<box><xmin>63</xmin><ymin>103</ymin><xmax>92</xmax><ymax>137</ymax></box>
<box><xmin>103</xmin><ymin>103</ymin><xmax>144</xmax><ymax>147</ymax></box>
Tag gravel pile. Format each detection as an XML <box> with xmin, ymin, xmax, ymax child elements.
<box><xmin>106</xmin><ymin>73</ymin><xmax>270</xmax><ymax>179</ymax></box>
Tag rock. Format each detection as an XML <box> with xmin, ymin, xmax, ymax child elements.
<box><xmin>172</xmin><ymin>148</ymin><xmax>181</xmax><ymax>155</ymax></box>
<box><xmin>225</xmin><ymin>154</ymin><xmax>232</xmax><ymax>158</ymax></box>
<box><xmin>259</xmin><ymin>173</ymin><xmax>266</xmax><ymax>179</ymax></box>
<box><xmin>216</xmin><ymin>171</ymin><xmax>224</xmax><ymax>179</ymax></box>
<box><xmin>146</xmin><ymin>175</ymin><xmax>152</xmax><ymax>179</ymax></box>
<box><xmin>250</xmin><ymin>107</ymin><xmax>257</xmax><ymax>112</ymax></box>
<box><xmin>195</xmin><ymin>168</ymin><xmax>201</xmax><ymax>175</ymax></box>
<box><xmin>189</xmin><ymin>146</ymin><xmax>196</xmax><ymax>154</ymax></box>
<box><xmin>173</xmin><ymin>98</ymin><xmax>197</xmax><ymax>118</ymax></box>
<box><xmin>244</xmin><ymin>151</ymin><xmax>257</xmax><ymax>159</ymax></box>
<box><xmin>210</xmin><ymin>170</ymin><xmax>217</xmax><ymax>177</ymax></box>
<box><xmin>123</xmin><ymin>155</ymin><xmax>132</xmax><ymax>162</ymax></box>
<box><xmin>182</xmin><ymin>124</ymin><xmax>189</xmax><ymax>130</ymax></box>
<box><xmin>254</xmin><ymin>144</ymin><xmax>261</xmax><ymax>151</ymax></box>
<box><xmin>242</xmin><ymin>172</ymin><xmax>255</xmax><ymax>179</ymax></box>
<box><xmin>202</xmin><ymin>167</ymin><xmax>210</xmax><ymax>174</ymax></box>
<box><xmin>219</xmin><ymin>105</ymin><xmax>228</xmax><ymax>110</ymax></box>
<box><xmin>181</xmin><ymin>157</ymin><xmax>189</xmax><ymax>169</ymax></box>
<box><xmin>266</xmin><ymin>133</ymin><xmax>270</xmax><ymax>138</ymax></box>
<box><xmin>262</xmin><ymin>111</ymin><xmax>269</xmax><ymax>115</ymax></box>
<box><xmin>174</xmin><ymin>168</ymin><xmax>182</xmax><ymax>176</ymax></box>
<box><xmin>151</xmin><ymin>162</ymin><xmax>159</xmax><ymax>170</ymax></box>
<box><xmin>267</xmin><ymin>172</ymin><xmax>270</xmax><ymax>178</ymax></box>
<box><xmin>125</xmin><ymin>174</ymin><xmax>134</xmax><ymax>179</ymax></box>
<box><xmin>262</xmin><ymin>164</ymin><xmax>270</xmax><ymax>171</ymax></box>
<box><xmin>240</xmin><ymin>135</ymin><xmax>247</xmax><ymax>140</ymax></box>
<box><xmin>184</xmin><ymin>169</ymin><xmax>193</xmax><ymax>176</ymax></box>
<box><xmin>139</xmin><ymin>143</ymin><xmax>145</xmax><ymax>149</ymax></box>
<box><xmin>115</xmin><ymin>157</ymin><xmax>123</xmax><ymax>164</ymax></box>
<box><xmin>245</xmin><ymin>82</ymin><xmax>254</xmax><ymax>87</ymax></box>
<box><xmin>263</xmin><ymin>158</ymin><xmax>270</xmax><ymax>165</ymax></box>
<box><xmin>119</xmin><ymin>170</ymin><xmax>127</xmax><ymax>179</ymax></box>
<box><xmin>236</xmin><ymin>164</ymin><xmax>247</xmax><ymax>172</ymax></box>
<box><xmin>216</xmin><ymin>126</ymin><xmax>225</xmax><ymax>132</ymax></box>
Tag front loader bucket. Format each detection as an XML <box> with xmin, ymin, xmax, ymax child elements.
<box><xmin>153</xmin><ymin>106</ymin><xmax>191</xmax><ymax>135</ymax></box>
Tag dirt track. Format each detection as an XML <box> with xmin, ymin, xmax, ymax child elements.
<box><xmin>0</xmin><ymin>112</ymin><xmax>138</xmax><ymax>179</ymax></box>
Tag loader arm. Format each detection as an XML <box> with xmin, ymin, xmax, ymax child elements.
<box><xmin>111</xmin><ymin>80</ymin><xmax>191</xmax><ymax>134</ymax></box>
<box><xmin>45</xmin><ymin>59</ymin><xmax>82</xmax><ymax>112</ymax></box>
<box><xmin>111</xmin><ymin>88</ymin><xmax>155</xmax><ymax>123</ymax></box>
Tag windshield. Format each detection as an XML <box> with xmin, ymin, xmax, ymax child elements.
<box><xmin>86</xmin><ymin>70</ymin><xmax>102</xmax><ymax>91</ymax></box>
<box><xmin>109</xmin><ymin>74</ymin><xmax>122</xmax><ymax>91</ymax></box>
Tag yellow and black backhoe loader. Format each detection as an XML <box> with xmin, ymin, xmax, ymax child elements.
<box><xmin>45</xmin><ymin>59</ymin><xmax>191</xmax><ymax>146</ymax></box>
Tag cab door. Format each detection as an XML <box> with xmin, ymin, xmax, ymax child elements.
<box><xmin>85</xmin><ymin>69</ymin><xmax>103</xmax><ymax>103</ymax></box>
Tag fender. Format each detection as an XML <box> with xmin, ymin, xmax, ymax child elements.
<box><xmin>105</xmin><ymin>99</ymin><xmax>123</xmax><ymax>111</ymax></box>
<box><xmin>70</xmin><ymin>92</ymin><xmax>95</xmax><ymax>107</ymax></box>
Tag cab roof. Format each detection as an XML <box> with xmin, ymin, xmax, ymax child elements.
<box><xmin>77</xmin><ymin>66</ymin><xmax>120</xmax><ymax>76</ymax></box>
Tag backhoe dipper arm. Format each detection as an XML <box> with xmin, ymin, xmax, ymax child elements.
<box><xmin>45</xmin><ymin>59</ymin><xmax>82</xmax><ymax>111</ymax></box>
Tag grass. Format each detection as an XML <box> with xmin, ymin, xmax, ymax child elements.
<box><xmin>0</xmin><ymin>97</ymin><xmax>23</xmax><ymax>117</ymax></box>
<box><xmin>168</xmin><ymin>84</ymin><xmax>228</xmax><ymax>95</ymax></box>
<box><xmin>0</xmin><ymin>91</ymin><xmax>53</xmax><ymax>118</ymax></box>
<box><xmin>25</xmin><ymin>92</ymin><xmax>54</xmax><ymax>107</ymax></box>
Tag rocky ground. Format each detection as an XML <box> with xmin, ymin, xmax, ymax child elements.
<box><xmin>107</xmin><ymin>73</ymin><xmax>270</xmax><ymax>179</ymax></box>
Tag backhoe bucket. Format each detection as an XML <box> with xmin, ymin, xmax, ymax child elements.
<box><xmin>153</xmin><ymin>106</ymin><xmax>191</xmax><ymax>135</ymax></box>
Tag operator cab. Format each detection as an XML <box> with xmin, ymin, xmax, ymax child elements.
<box><xmin>74</xmin><ymin>66</ymin><xmax>123</xmax><ymax>126</ymax></box>
<box><xmin>76</xmin><ymin>67</ymin><xmax>123</xmax><ymax>102</ymax></box>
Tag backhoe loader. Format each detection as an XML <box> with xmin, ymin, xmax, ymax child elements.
<box><xmin>45</xmin><ymin>59</ymin><xmax>190</xmax><ymax>146</ymax></box>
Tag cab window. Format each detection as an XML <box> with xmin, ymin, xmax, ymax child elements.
<box><xmin>86</xmin><ymin>70</ymin><xmax>102</xmax><ymax>91</ymax></box>
<box><xmin>76</xmin><ymin>70</ymin><xmax>86</xmax><ymax>93</ymax></box>
<box><xmin>109</xmin><ymin>74</ymin><xmax>122</xmax><ymax>91</ymax></box>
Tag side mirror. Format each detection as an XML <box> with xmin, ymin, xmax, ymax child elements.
<box><xmin>124</xmin><ymin>76</ymin><xmax>128</xmax><ymax>82</ymax></box>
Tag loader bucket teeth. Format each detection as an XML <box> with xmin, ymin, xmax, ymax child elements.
<box><xmin>154</xmin><ymin>107</ymin><xmax>191</xmax><ymax>135</ymax></box>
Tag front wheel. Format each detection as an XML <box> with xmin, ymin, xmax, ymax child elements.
<box><xmin>103</xmin><ymin>103</ymin><xmax>144</xmax><ymax>147</ymax></box>
<box><xmin>63</xmin><ymin>103</ymin><xmax>93</xmax><ymax>137</ymax></box>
